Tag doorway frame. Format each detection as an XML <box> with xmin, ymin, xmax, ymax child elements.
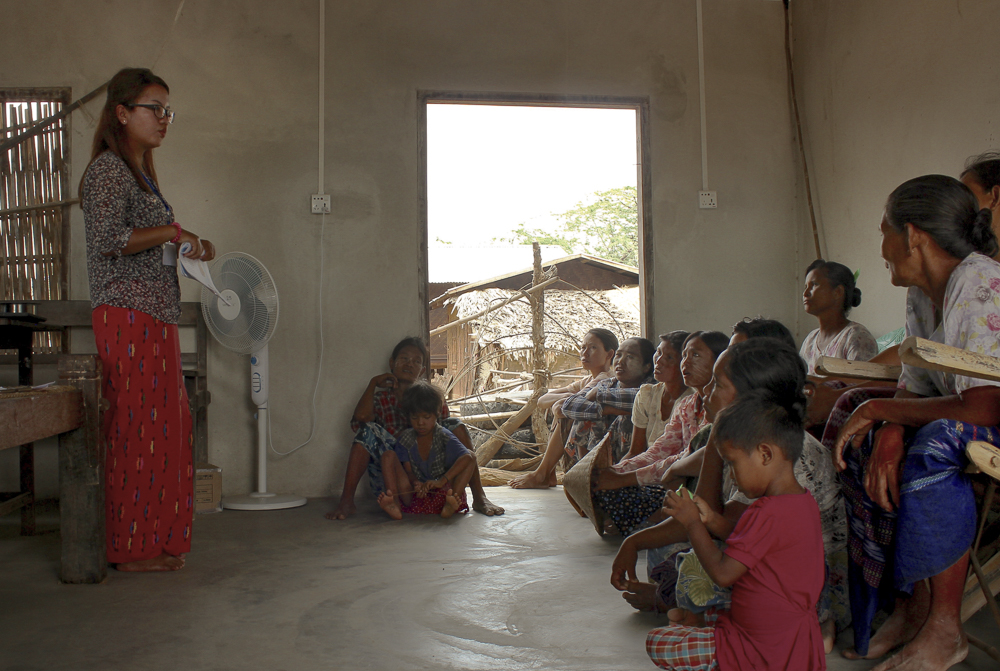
<box><xmin>417</xmin><ymin>91</ymin><xmax>654</xmax><ymax>343</ymax></box>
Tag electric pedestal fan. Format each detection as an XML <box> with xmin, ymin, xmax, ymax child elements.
<box><xmin>202</xmin><ymin>252</ymin><xmax>307</xmax><ymax>510</ymax></box>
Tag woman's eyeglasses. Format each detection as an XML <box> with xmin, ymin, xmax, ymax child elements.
<box><xmin>127</xmin><ymin>104</ymin><xmax>175</xmax><ymax>124</ymax></box>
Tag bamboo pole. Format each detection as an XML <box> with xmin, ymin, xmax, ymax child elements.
<box><xmin>459</xmin><ymin>410</ymin><xmax>520</xmax><ymax>424</ymax></box>
<box><xmin>529</xmin><ymin>242</ymin><xmax>549</xmax><ymax>446</ymax></box>
<box><xmin>429</xmin><ymin>275</ymin><xmax>561</xmax><ymax>337</ymax></box>
<box><xmin>450</xmin><ymin>375</ymin><xmax>532</xmax><ymax>403</ymax></box>
<box><xmin>475</xmin><ymin>394</ymin><xmax>539</xmax><ymax>466</ymax></box>
<box><xmin>0</xmin><ymin>198</ymin><xmax>77</xmax><ymax>217</ymax></box>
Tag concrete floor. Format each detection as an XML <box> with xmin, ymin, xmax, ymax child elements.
<box><xmin>1</xmin><ymin>487</ymin><xmax>997</xmax><ymax>671</ymax></box>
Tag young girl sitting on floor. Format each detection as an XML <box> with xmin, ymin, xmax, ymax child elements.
<box><xmin>377</xmin><ymin>382</ymin><xmax>477</xmax><ymax>520</ymax></box>
<box><xmin>649</xmin><ymin>393</ymin><xmax>826</xmax><ymax>671</ymax></box>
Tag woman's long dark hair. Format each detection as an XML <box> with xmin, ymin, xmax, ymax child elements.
<box><xmin>722</xmin><ymin>337</ymin><xmax>808</xmax><ymax>428</ymax></box>
<box><xmin>731</xmin><ymin>317</ymin><xmax>795</xmax><ymax>349</ymax></box>
<box><xmin>586</xmin><ymin>328</ymin><xmax>619</xmax><ymax>354</ymax></box>
<box><xmin>684</xmin><ymin>330</ymin><xmax>729</xmax><ymax>361</ymax></box>
<box><xmin>659</xmin><ymin>330</ymin><xmax>690</xmax><ymax>355</ymax></box>
<box><xmin>963</xmin><ymin>151</ymin><xmax>1000</xmax><ymax>192</ymax></box>
<box><xmin>80</xmin><ymin>68</ymin><xmax>169</xmax><ymax>199</ymax></box>
<box><xmin>885</xmin><ymin>174</ymin><xmax>999</xmax><ymax>259</ymax></box>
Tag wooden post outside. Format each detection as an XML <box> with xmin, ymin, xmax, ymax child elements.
<box><xmin>529</xmin><ymin>242</ymin><xmax>549</xmax><ymax>447</ymax></box>
<box><xmin>57</xmin><ymin>354</ymin><xmax>106</xmax><ymax>584</ymax></box>
<box><xmin>475</xmin><ymin>395</ymin><xmax>539</xmax><ymax>466</ymax></box>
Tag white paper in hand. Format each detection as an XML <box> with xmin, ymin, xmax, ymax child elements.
<box><xmin>178</xmin><ymin>242</ymin><xmax>231</xmax><ymax>306</ymax></box>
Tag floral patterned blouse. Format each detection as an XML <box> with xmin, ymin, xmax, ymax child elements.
<box><xmin>611</xmin><ymin>391</ymin><xmax>709</xmax><ymax>485</ymax></box>
<box><xmin>82</xmin><ymin>151</ymin><xmax>181</xmax><ymax>323</ymax></box>
<box><xmin>799</xmin><ymin>321</ymin><xmax>878</xmax><ymax>375</ymax></box>
<box><xmin>900</xmin><ymin>252</ymin><xmax>1000</xmax><ymax>396</ymax></box>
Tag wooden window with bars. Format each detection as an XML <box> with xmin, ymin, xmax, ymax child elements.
<box><xmin>0</xmin><ymin>88</ymin><xmax>72</xmax><ymax>353</ymax></box>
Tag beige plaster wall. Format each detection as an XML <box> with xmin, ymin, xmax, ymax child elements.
<box><xmin>2</xmin><ymin>0</ymin><xmax>799</xmax><ymax>498</ymax></box>
<box><xmin>790</xmin><ymin>0</ymin><xmax>1000</xmax><ymax>339</ymax></box>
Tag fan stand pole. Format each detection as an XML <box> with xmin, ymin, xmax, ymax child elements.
<box><xmin>221</xmin><ymin>345</ymin><xmax>307</xmax><ymax>511</ymax></box>
<box><xmin>257</xmin><ymin>404</ymin><xmax>268</xmax><ymax>493</ymax></box>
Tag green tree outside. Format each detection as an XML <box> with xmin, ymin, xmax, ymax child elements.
<box><xmin>501</xmin><ymin>186</ymin><xmax>638</xmax><ymax>267</ymax></box>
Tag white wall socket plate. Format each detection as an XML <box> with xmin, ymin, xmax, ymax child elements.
<box><xmin>699</xmin><ymin>191</ymin><xmax>717</xmax><ymax>209</ymax></box>
<box><xmin>311</xmin><ymin>194</ymin><xmax>331</xmax><ymax>214</ymax></box>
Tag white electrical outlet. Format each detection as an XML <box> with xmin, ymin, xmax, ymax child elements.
<box><xmin>699</xmin><ymin>191</ymin><xmax>717</xmax><ymax>209</ymax></box>
<box><xmin>311</xmin><ymin>194</ymin><xmax>331</xmax><ymax>214</ymax></box>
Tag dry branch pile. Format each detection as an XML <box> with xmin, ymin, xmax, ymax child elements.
<box><xmin>447</xmin><ymin>286</ymin><xmax>640</xmax><ymax>363</ymax></box>
<box><xmin>442</xmin><ymin>285</ymin><xmax>640</xmax><ymax>482</ymax></box>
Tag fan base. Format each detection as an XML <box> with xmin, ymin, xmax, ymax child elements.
<box><xmin>222</xmin><ymin>492</ymin><xmax>307</xmax><ymax>511</ymax></box>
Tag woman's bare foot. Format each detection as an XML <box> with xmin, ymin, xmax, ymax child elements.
<box><xmin>325</xmin><ymin>499</ymin><xmax>357</xmax><ymax>520</ymax></box>
<box><xmin>842</xmin><ymin>591</ymin><xmax>928</xmax><ymax>660</ymax></box>
<box><xmin>509</xmin><ymin>469</ymin><xmax>553</xmax><ymax>489</ymax></box>
<box><xmin>869</xmin><ymin>619</ymin><xmax>967</xmax><ymax>671</ymax></box>
<box><xmin>377</xmin><ymin>490</ymin><xmax>403</xmax><ymax>520</ymax></box>
<box><xmin>821</xmin><ymin>618</ymin><xmax>836</xmax><ymax>654</ymax></box>
<box><xmin>667</xmin><ymin>608</ymin><xmax>704</xmax><ymax>627</ymax></box>
<box><xmin>472</xmin><ymin>494</ymin><xmax>504</xmax><ymax>516</ymax></box>
<box><xmin>622</xmin><ymin>580</ymin><xmax>659</xmax><ymax>612</ymax></box>
<box><xmin>442</xmin><ymin>489</ymin><xmax>463</xmax><ymax>519</ymax></box>
<box><xmin>116</xmin><ymin>553</ymin><xmax>184</xmax><ymax>572</ymax></box>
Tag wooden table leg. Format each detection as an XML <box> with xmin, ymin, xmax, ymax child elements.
<box><xmin>15</xmin><ymin>326</ymin><xmax>35</xmax><ymax>535</ymax></box>
<box><xmin>19</xmin><ymin>442</ymin><xmax>34</xmax><ymax>535</ymax></box>
<box><xmin>57</xmin><ymin>355</ymin><xmax>105</xmax><ymax>584</ymax></box>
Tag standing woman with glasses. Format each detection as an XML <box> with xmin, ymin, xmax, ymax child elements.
<box><xmin>81</xmin><ymin>68</ymin><xmax>216</xmax><ymax>571</ymax></box>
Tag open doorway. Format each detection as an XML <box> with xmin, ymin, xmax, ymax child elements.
<box><xmin>419</xmin><ymin>94</ymin><xmax>651</xmax><ymax>402</ymax></box>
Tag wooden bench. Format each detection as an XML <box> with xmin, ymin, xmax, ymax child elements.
<box><xmin>814</xmin><ymin>356</ymin><xmax>901</xmax><ymax>381</ymax></box>
<box><xmin>0</xmin><ymin>355</ymin><xmax>104</xmax><ymax>583</ymax></box>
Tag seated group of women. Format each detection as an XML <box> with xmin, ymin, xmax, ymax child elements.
<box><xmin>553</xmin><ymin>159</ymin><xmax>1000</xmax><ymax>671</ymax></box>
<box><xmin>334</xmin><ymin>156</ymin><xmax>1000</xmax><ymax>671</ymax></box>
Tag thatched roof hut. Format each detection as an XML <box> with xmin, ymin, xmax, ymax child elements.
<box><xmin>447</xmin><ymin>286</ymin><xmax>641</xmax><ymax>366</ymax></box>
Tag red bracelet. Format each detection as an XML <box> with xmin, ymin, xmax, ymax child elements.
<box><xmin>169</xmin><ymin>222</ymin><xmax>182</xmax><ymax>243</ymax></box>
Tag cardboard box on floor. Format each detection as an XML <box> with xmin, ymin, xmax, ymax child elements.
<box><xmin>195</xmin><ymin>463</ymin><xmax>222</xmax><ymax>514</ymax></box>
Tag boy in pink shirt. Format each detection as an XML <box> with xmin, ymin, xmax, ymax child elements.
<box><xmin>649</xmin><ymin>392</ymin><xmax>826</xmax><ymax>670</ymax></box>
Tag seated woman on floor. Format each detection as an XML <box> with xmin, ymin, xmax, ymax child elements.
<box><xmin>647</xmin><ymin>319</ymin><xmax>797</xmax><ymax>494</ymax></box>
<box><xmin>559</xmin><ymin>336</ymin><xmax>657</xmax><ymax>464</ymax></box>
<box><xmin>612</xmin><ymin>338</ymin><xmax>847</xmax><ymax>653</ymax></box>
<box><xmin>509</xmin><ymin>328</ymin><xmax>617</xmax><ymax>489</ymax></box>
<box><xmin>832</xmin><ymin>174</ymin><xmax>1000</xmax><ymax>669</ymax></box>
<box><xmin>327</xmin><ymin>336</ymin><xmax>503</xmax><ymax>520</ymax></box>
<box><xmin>800</xmin><ymin>258</ymin><xmax>878</xmax><ymax>375</ymax></box>
<box><xmin>378</xmin><ymin>382</ymin><xmax>476</xmax><ymax>519</ymax></box>
<box><xmin>588</xmin><ymin>331</ymin><xmax>729</xmax><ymax>536</ymax></box>
<box><xmin>621</xmin><ymin>330</ymin><xmax>692</xmax><ymax>461</ymax></box>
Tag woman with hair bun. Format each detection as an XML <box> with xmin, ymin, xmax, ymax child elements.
<box><xmin>833</xmin><ymin>174</ymin><xmax>1000</xmax><ymax>668</ymax></box>
<box><xmin>799</xmin><ymin>259</ymin><xmax>877</xmax><ymax>375</ymax></box>
<box><xmin>961</xmin><ymin>150</ymin><xmax>1000</xmax><ymax>257</ymax></box>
